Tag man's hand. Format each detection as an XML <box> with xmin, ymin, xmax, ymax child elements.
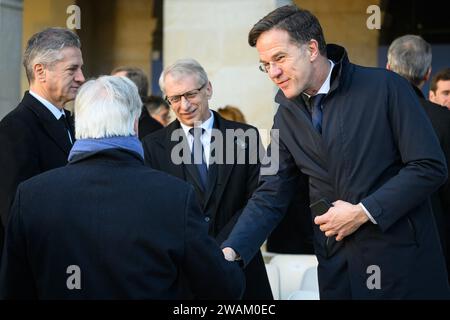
<box><xmin>222</xmin><ymin>247</ymin><xmax>238</xmax><ymax>261</ymax></box>
<box><xmin>314</xmin><ymin>200</ymin><xmax>369</xmax><ymax>241</ymax></box>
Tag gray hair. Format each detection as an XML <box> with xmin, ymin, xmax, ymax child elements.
<box><xmin>111</xmin><ymin>66</ymin><xmax>149</xmax><ymax>98</ymax></box>
<box><xmin>74</xmin><ymin>76</ymin><xmax>142</xmax><ymax>139</ymax></box>
<box><xmin>23</xmin><ymin>27</ymin><xmax>81</xmax><ymax>83</ymax></box>
<box><xmin>159</xmin><ymin>58</ymin><xmax>208</xmax><ymax>95</ymax></box>
<box><xmin>387</xmin><ymin>35</ymin><xmax>432</xmax><ymax>86</ymax></box>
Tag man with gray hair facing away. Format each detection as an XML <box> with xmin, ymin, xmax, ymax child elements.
<box><xmin>0</xmin><ymin>28</ymin><xmax>85</xmax><ymax>250</ymax></box>
<box><xmin>0</xmin><ymin>75</ymin><xmax>245</xmax><ymax>299</ymax></box>
<box><xmin>387</xmin><ymin>35</ymin><xmax>450</xmax><ymax>281</ymax></box>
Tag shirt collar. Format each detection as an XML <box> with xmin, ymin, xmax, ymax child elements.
<box><xmin>179</xmin><ymin>110</ymin><xmax>214</xmax><ymax>138</ymax></box>
<box><xmin>29</xmin><ymin>90</ymin><xmax>66</xmax><ymax>120</ymax></box>
<box><xmin>303</xmin><ymin>59</ymin><xmax>335</xmax><ymax>99</ymax></box>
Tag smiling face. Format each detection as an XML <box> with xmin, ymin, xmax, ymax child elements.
<box><xmin>164</xmin><ymin>73</ymin><xmax>212</xmax><ymax>126</ymax></box>
<box><xmin>256</xmin><ymin>28</ymin><xmax>318</xmax><ymax>98</ymax></box>
<box><xmin>32</xmin><ymin>47</ymin><xmax>85</xmax><ymax>108</ymax></box>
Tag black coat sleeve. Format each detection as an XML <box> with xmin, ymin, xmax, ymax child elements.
<box><xmin>222</xmin><ymin>128</ymin><xmax>302</xmax><ymax>266</ymax></box>
<box><xmin>182</xmin><ymin>187</ymin><xmax>245</xmax><ymax>299</ymax></box>
<box><xmin>361</xmin><ymin>77</ymin><xmax>448</xmax><ymax>231</ymax></box>
<box><xmin>0</xmin><ymin>117</ymin><xmax>39</xmax><ymax>228</ymax></box>
<box><xmin>0</xmin><ymin>185</ymin><xmax>37</xmax><ymax>299</ymax></box>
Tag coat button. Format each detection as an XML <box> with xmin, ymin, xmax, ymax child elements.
<box><xmin>204</xmin><ymin>216</ymin><xmax>210</xmax><ymax>222</ymax></box>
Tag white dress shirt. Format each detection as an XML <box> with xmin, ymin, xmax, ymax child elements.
<box><xmin>179</xmin><ymin>110</ymin><xmax>214</xmax><ymax>167</ymax></box>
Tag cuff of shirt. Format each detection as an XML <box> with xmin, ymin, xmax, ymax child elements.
<box><xmin>359</xmin><ymin>202</ymin><xmax>377</xmax><ymax>224</ymax></box>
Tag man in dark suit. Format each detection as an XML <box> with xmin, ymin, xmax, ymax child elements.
<box><xmin>142</xmin><ymin>59</ymin><xmax>272</xmax><ymax>300</ymax></box>
<box><xmin>387</xmin><ymin>34</ymin><xmax>450</xmax><ymax>282</ymax></box>
<box><xmin>0</xmin><ymin>75</ymin><xmax>245</xmax><ymax>299</ymax></box>
<box><xmin>0</xmin><ymin>28</ymin><xmax>85</xmax><ymax>250</ymax></box>
<box><xmin>222</xmin><ymin>5</ymin><xmax>450</xmax><ymax>299</ymax></box>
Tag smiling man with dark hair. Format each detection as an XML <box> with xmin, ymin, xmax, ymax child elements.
<box><xmin>222</xmin><ymin>5</ymin><xmax>450</xmax><ymax>299</ymax></box>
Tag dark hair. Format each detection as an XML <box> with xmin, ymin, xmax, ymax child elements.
<box><xmin>23</xmin><ymin>27</ymin><xmax>81</xmax><ymax>82</ymax></box>
<box><xmin>142</xmin><ymin>95</ymin><xmax>169</xmax><ymax>115</ymax></box>
<box><xmin>111</xmin><ymin>66</ymin><xmax>149</xmax><ymax>98</ymax></box>
<box><xmin>248</xmin><ymin>5</ymin><xmax>326</xmax><ymax>55</ymax></box>
<box><xmin>430</xmin><ymin>67</ymin><xmax>450</xmax><ymax>92</ymax></box>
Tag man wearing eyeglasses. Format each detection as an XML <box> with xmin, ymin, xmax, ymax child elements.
<box><xmin>222</xmin><ymin>5</ymin><xmax>450</xmax><ymax>299</ymax></box>
<box><xmin>142</xmin><ymin>58</ymin><xmax>273</xmax><ymax>300</ymax></box>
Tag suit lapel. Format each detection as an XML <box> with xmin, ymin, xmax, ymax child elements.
<box><xmin>281</xmin><ymin>95</ymin><xmax>328</xmax><ymax>169</ymax></box>
<box><xmin>203</xmin><ymin>112</ymin><xmax>236</xmax><ymax>210</ymax></box>
<box><xmin>162</xmin><ymin>121</ymin><xmax>187</xmax><ymax>181</ymax></box>
<box><xmin>203</xmin><ymin>150</ymin><xmax>218</xmax><ymax>208</ymax></box>
<box><xmin>64</xmin><ymin>109</ymin><xmax>76</xmax><ymax>143</ymax></box>
<box><xmin>23</xmin><ymin>92</ymin><xmax>73</xmax><ymax>154</ymax></box>
<box><xmin>162</xmin><ymin>120</ymin><xmax>209</xmax><ymax>199</ymax></box>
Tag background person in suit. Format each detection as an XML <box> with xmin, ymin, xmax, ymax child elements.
<box><xmin>387</xmin><ymin>34</ymin><xmax>450</xmax><ymax>282</ymax></box>
<box><xmin>142</xmin><ymin>59</ymin><xmax>272</xmax><ymax>300</ymax></box>
<box><xmin>0</xmin><ymin>75</ymin><xmax>245</xmax><ymax>299</ymax></box>
<box><xmin>0</xmin><ymin>27</ymin><xmax>84</xmax><ymax>251</ymax></box>
<box><xmin>111</xmin><ymin>66</ymin><xmax>163</xmax><ymax>139</ymax></box>
<box><xmin>429</xmin><ymin>68</ymin><xmax>450</xmax><ymax>110</ymax></box>
<box><xmin>142</xmin><ymin>95</ymin><xmax>171</xmax><ymax>127</ymax></box>
<box><xmin>222</xmin><ymin>5</ymin><xmax>450</xmax><ymax>299</ymax></box>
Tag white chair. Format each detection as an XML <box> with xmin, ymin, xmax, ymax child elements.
<box><xmin>269</xmin><ymin>254</ymin><xmax>318</xmax><ymax>300</ymax></box>
<box><xmin>300</xmin><ymin>265</ymin><xmax>319</xmax><ymax>292</ymax></box>
<box><xmin>287</xmin><ymin>290</ymin><xmax>320</xmax><ymax>300</ymax></box>
<box><xmin>287</xmin><ymin>265</ymin><xmax>320</xmax><ymax>300</ymax></box>
<box><xmin>264</xmin><ymin>263</ymin><xmax>280</xmax><ymax>300</ymax></box>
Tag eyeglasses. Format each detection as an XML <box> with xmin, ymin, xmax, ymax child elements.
<box><xmin>258</xmin><ymin>45</ymin><xmax>307</xmax><ymax>73</ymax></box>
<box><xmin>165</xmin><ymin>83</ymin><xmax>206</xmax><ymax>105</ymax></box>
<box><xmin>259</xmin><ymin>55</ymin><xmax>286</xmax><ymax>73</ymax></box>
<box><xmin>259</xmin><ymin>62</ymin><xmax>276</xmax><ymax>73</ymax></box>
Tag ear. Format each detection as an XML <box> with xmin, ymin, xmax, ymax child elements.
<box><xmin>134</xmin><ymin>117</ymin><xmax>139</xmax><ymax>136</ymax></box>
<box><xmin>308</xmin><ymin>39</ymin><xmax>320</xmax><ymax>62</ymax></box>
<box><xmin>34</xmin><ymin>63</ymin><xmax>46</xmax><ymax>82</ymax></box>
<box><xmin>429</xmin><ymin>90</ymin><xmax>436</xmax><ymax>101</ymax></box>
<box><xmin>386</xmin><ymin>63</ymin><xmax>391</xmax><ymax>70</ymax></box>
<box><xmin>205</xmin><ymin>81</ymin><xmax>213</xmax><ymax>100</ymax></box>
<box><xmin>424</xmin><ymin>67</ymin><xmax>432</xmax><ymax>82</ymax></box>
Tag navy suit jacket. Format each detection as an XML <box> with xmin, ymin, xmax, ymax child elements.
<box><xmin>0</xmin><ymin>149</ymin><xmax>244</xmax><ymax>299</ymax></box>
<box><xmin>223</xmin><ymin>44</ymin><xmax>450</xmax><ymax>299</ymax></box>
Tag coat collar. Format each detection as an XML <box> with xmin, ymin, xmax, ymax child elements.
<box><xmin>411</xmin><ymin>83</ymin><xmax>426</xmax><ymax>99</ymax></box>
<box><xmin>69</xmin><ymin>148</ymin><xmax>144</xmax><ymax>165</ymax></box>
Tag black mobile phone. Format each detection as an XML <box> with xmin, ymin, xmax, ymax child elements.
<box><xmin>309</xmin><ymin>198</ymin><xmax>333</xmax><ymax>216</ymax></box>
<box><xmin>309</xmin><ymin>198</ymin><xmax>341</xmax><ymax>258</ymax></box>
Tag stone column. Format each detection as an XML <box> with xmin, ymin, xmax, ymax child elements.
<box><xmin>0</xmin><ymin>0</ymin><xmax>23</xmax><ymax>119</ymax></box>
<box><xmin>164</xmin><ymin>0</ymin><xmax>291</xmax><ymax>145</ymax></box>
<box><xmin>293</xmin><ymin>0</ymin><xmax>380</xmax><ymax>67</ymax></box>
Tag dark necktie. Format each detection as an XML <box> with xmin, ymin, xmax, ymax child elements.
<box><xmin>189</xmin><ymin>128</ymin><xmax>208</xmax><ymax>190</ymax></box>
<box><xmin>59</xmin><ymin>114</ymin><xmax>73</xmax><ymax>144</ymax></box>
<box><xmin>311</xmin><ymin>94</ymin><xmax>326</xmax><ymax>134</ymax></box>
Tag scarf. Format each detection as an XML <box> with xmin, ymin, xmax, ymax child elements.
<box><xmin>68</xmin><ymin>136</ymin><xmax>144</xmax><ymax>162</ymax></box>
